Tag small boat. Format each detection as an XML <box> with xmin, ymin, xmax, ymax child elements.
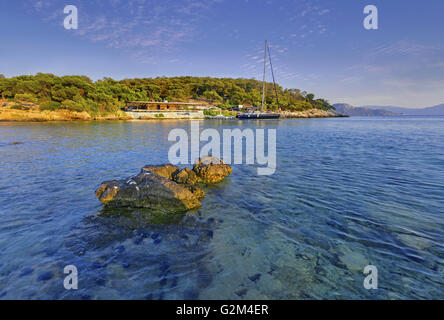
<box><xmin>237</xmin><ymin>40</ymin><xmax>281</xmax><ymax>120</ymax></box>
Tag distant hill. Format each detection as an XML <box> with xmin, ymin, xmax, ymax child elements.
<box><xmin>361</xmin><ymin>104</ymin><xmax>444</xmax><ymax>116</ymax></box>
<box><xmin>332</xmin><ymin>103</ymin><xmax>400</xmax><ymax>116</ymax></box>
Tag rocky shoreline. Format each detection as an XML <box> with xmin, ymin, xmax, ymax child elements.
<box><xmin>0</xmin><ymin>108</ymin><xmax>344</xmax><ymax>122</ymax></box>
<box><xmin>0</xmin><ymin>106</ymin><xmax>131</xmax><ymax>122</ymax></box>
<box><xmin>279</xmin><ymin>109</ymin><xmax>345</xmax><ymax>118</ymax></box>
<box><xmin>1</xmin><ymin>102</ymin><xmax>345</xmax><ymax>122</ymax></box>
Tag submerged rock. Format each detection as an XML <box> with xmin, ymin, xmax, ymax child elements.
<box><xmin>397</xmin><ymin>233</ymin><xmax>433</xmax><ymax>251</ymax></box>
<box><xmin>183</xmin><ymin>288</ymin><xmax>200</xmax><ymax>300</ymax></box>
<box><xmin>95</xmin><ymin>172</ymin><xmax>201</xmax><ymax>213</ymax></box>
<box><xmin>19</xmin><ymin>267</ymin><xmax>34</xmax><ymax>277</ymax></box>
<box><xmin>193</xmin><ymin>156</ymin><xmax>232</xmax><ymax>184</ymax></box>
<box><xmin>37</xmin><ymin>271</ymin><xmax>54</xmax><ymax>282</ymax></box>
<box><xmin>248</xmin><ymin>273</ymin><xmax>261</xmax><ymax>283</ymax></box>
<box><xmin>235</xmin><ymin>288</ymin><xmax>248</xmax><ymax>297</ymax></box>
<box><xmin>337</xmin><ymin>245</ymin><xmax>369</xmax><ymax>273</ymax></box>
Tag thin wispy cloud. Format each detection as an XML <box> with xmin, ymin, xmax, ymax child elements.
<box><xmin>285</xmin><ymin>0</ymin><xmax>331</xmax><ymax>41</ymax></box>
<box><xmin>368</xmin><ymin>40</ymin><xmax>443</xmax><ymax>58</ymax></box>
<box><xmin>334</xmin><ymin>39</ymin><xmax>444</xmax><ymax>106</ymax></box>
<box><xmin>241</xmin><ymin>42</ymin><xmax>292</xmax><ymax>80</ymax></box>
<box><xmin>26</xmin><ymin>0</ymin><xmax>223</xmax><ymax>61</ymax></box>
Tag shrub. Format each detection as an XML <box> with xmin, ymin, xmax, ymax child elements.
<box><xmin>40</xmin><ymin>101</ymin><xmax>61</xmax><ymax>111</ymax></box>
<box><xmin>218</xmin><ymin>103</ymin><xmax>232</xmax><ymax>110</ymax></box>
<box><xmin>62</xmin><ymin>99</ymin><xmax>84</xmax><ymax>112</ymax></box>
<box><xmin>11</xmin><ymin>104</ymin><xmax>29</xmax><ymax>110</ymax></box>
<box><xmin>14</xmin><ymin>93</ymin><xmax>38</xmax><ymax>104</ymax></box>
<box><xmin>203</xmin><ymin>110</ymin><xmax>219</xmax><ymax>116</ymax></box>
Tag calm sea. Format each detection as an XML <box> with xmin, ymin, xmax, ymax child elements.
<box><xmin>0</xmin><ymin>117</ymin><xmax>443</xmax><ymax>299</ymax></box>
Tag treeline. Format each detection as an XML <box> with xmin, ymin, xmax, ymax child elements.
<box><xmin>0</xmin><ymin>73</ymin><xmax>333</xmax><ymax>115</ymax></box>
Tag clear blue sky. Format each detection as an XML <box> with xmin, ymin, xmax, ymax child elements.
<box><xmin>1</xmin><ymin>0</ymin><xmax>443</xmax><ymax>107</ymax></box>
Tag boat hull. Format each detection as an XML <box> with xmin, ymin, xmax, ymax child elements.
<box><xmin>236</xmin><ymin>113</ymin><xmax>281</xmax><ymax>119</ymax></box>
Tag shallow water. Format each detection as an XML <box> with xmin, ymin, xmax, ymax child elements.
<box><xmin>0</xmin><ymin>117</ymin><xmax>443</xmax><ymax>299</ymax></box>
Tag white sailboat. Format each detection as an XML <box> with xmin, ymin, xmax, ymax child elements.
<box><xmin>237</xmin><ymin>40</ymin><xmax>281</xmax><ymax>119</ymax></box>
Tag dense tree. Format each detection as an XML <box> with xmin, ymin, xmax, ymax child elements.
<box><xmin>203</xmin><ymin>90</ymin><xmax>223</xmax><ymax>103</ymax></box>
<box><xmin>0</xmin><ymin>74</ymin><xmax>333</xmax><ymax>115</ymax></box>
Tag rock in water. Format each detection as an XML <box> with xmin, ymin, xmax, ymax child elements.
<box><xmin>95</xmin><ymin>159</ymin><xmax>231</xmax><ymax>217</ymax></box>
<box><xmin>171</xmin><ymin>168</ymin><xmax>205</xmax><ymax>199</ymax></box>
<box><xmin>186</xmin><ymin>185</ymin><xmax>205</xmax><ymax>200</ymax></box>
<box><xmin>95</xmin><ymin>172</ymin><xmax>201</xmax><ymax>213</ymax></box>
<box><xmin>172</xmin><ymin>168</ymin><xmax>198</xmax><ymax>185</ymax></box>
<box><xmin>140</xmin><ymin>164</ymin><xmax>179</xmax><ymax>180</ymax></box>
<box><xmin>193</xmin><ymin>156</ymin><xmax>232</xmax><ymax>184</ymax></box>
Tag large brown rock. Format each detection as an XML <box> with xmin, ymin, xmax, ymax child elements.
<box><xmin>186</xmin><ymin>184</ymin><xmax>206</xmax><ymax>200</ymax></box>
<box><xmin>95</xmin><ymin>158</ymin><xmax>231</xmax><ymax>218</ymax></box>
<box><xmin>171</xmin><ymin>168</ymin><xmax>204</xmax><ymax>199</ymax></box>
<box><xmin>193</xmin><ymin>156</ymin><xmax>232</xmax><ymax>184</ymax></box>
<box><xmin>140</xmin><ymin>164</ymin><xmax>179</xmax><ymax>180</ymax></box>
<box><xmin>172</xmin><ymin>167</ymin><xmax>199</xmax><ymax>185</ymax></box>
<box><xmin>95</xmin><ymin>172</ymin><xmax>201</xmax><ymax>213</ymax></box>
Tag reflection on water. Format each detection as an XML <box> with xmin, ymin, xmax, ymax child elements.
<box><xmin>0</xmin><ymin>118</ymin><xmax>443</xmax><ymax>299</ymax></box>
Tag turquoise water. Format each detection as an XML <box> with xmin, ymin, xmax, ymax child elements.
<box><xmin>0</xmin><ymin>117</ymin><xmax>443</xmax><ymax>299</ymax></box>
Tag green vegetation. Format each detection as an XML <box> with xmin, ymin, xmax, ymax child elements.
<box><xmin>40</xmin><ymin>101</ymin><xmax>62</xmax><ymax>111</ymax></box>
<box><xmin>204</xmin><ymin>110</ymin><xmax>220</xmax><ymax>116</ymax></box>
<box><xmin>154</xmin><ymin>113</ymin><xmax>165</xmax><ymax>118</ymax></box>
<box><xmin>203</xmin><ymin>110</ymin><xmax>236</xmax><ymax>117</ymax></box>
<box><xmin>10</xmin><ymin>104</ymin><xmax>29</xmax><ymax>110</ymax></box>
<box><xmin>0</xmin><ymin>73</ymin><xmax>334</xmax><ymax>115</ymax></box>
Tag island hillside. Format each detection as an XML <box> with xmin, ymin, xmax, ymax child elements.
<box><xmin>0</xmin><ymin>73</ymin><xmax>335</xmax><ymax>121</ymax></box>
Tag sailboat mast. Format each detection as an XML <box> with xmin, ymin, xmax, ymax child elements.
<box><xmin>267</xmin><ymin>42</ymin><xmax>280</xmax><ymax>110</ymax></box>
<box><xmin>261</xmin><ymin>40</ymin><xmax>267</xmax><ymax>112</ymax></box>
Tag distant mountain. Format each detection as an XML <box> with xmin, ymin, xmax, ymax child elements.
<box><xmin>361</xmin><ymin>104</ymin><xmax>444</xmax><ymax>116</ymax></box>
<box><xmin>332</xmin><ymin>103</ymin><xmax>400</xmax><ymax>116</ymax></box>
